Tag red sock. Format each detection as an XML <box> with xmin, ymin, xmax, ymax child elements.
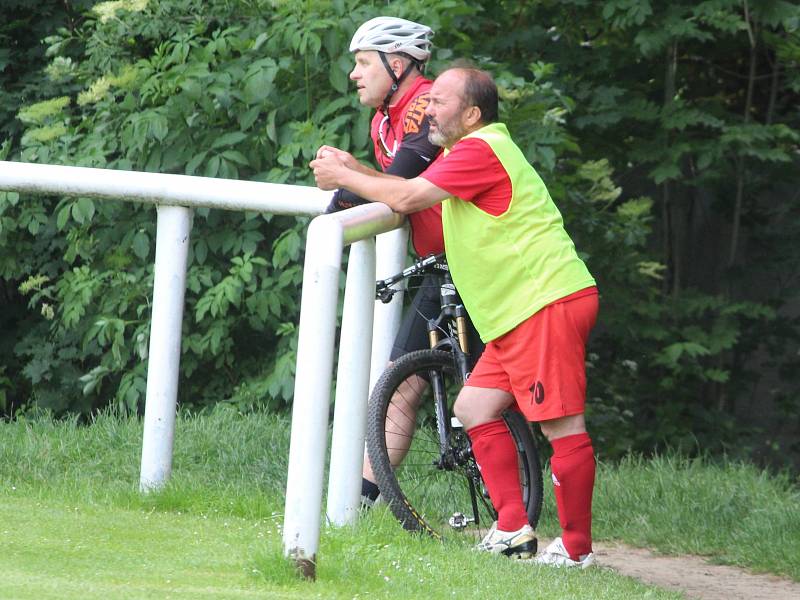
<box><xmin>550</xmin><ymin>432</ymin><xmax>595</xmax><ymax>560</ymax></box>
<box><xmin>467</xmin><ymin>419</ymin><xmax>528</xmax><ymax>531</ymax></box>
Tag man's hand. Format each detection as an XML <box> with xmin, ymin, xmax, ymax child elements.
<box><xmin>315</xmin><ymin>145</ymin><xmax>337</xmax><ymax>160</ymax></box>
<box><xmin>310</xmin><ymin>153</ymin><xmax>348</xmax><ymax>191</ymax></box>
<box><xmin>315</xmin><ymin>145</ymin><xmax>359</xmax><ymax>169</ymax></box>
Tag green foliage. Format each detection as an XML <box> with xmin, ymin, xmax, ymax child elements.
<box><xmin>452</xmin><ymin>0</ymin><xmax>800</xmax><ymax>464</ymax></box>
<box><xmin>0</xmin><ymin>0</ymin><xmax>500</xmax><ymax>417</ymax></box>
<box><xmin>1</xmin><ymin>0</ymin><xmax>362</xmax><ymax>414</ymax></box>
<box><xmin>1</xmin><ymin>0</ymin><xmax>798</xmax><ymax>469</ymax></box>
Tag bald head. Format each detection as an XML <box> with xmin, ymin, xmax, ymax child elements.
<box><xmin>426</xmin><ymin>67</ymin><xmax>499</xmax><ymax>147</ymax></box>
<box><xmin>440</xmin><ymin>66</ymin><xmax>499</xmax><ymax>125</ymax></box>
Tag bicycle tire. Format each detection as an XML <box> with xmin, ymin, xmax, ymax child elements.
<box><xmin>366</xmin><ymin>349</ymin><xmax>543</xmax><ymax>541</ymax></box>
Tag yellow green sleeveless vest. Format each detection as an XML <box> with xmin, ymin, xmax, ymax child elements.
<box><xmin>442</xmin><ymin>122</ymin><xmax>595</xmax><ymax>341</ymax></box>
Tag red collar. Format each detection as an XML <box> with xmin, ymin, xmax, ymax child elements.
<box><xmin>380</xmin><ymin>76</ymin><xmax>432</xmax><ymax>119</ymax></box>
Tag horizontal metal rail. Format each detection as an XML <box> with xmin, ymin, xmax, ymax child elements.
<box><xmin>0</xmin><ymin>160</ymin><xmax>326</xmax><ymax>214</ymax></box>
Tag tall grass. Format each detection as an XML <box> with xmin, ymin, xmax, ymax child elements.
<box><xmin>0</xmin><ymin>406</ymin><xmax>289</xmax><ymax>514</ymax></box>
<box><xmin>1</xmin><ymin>408</ymin><xmax>797</xmax><ymax>599</ymax></box>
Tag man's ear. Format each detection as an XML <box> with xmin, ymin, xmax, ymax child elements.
<box><xmin>464</xmin><ymin>105</ymin><xmax>482</xmax><ymax>127</ymax></box>
<box><xmin>389</xmin><ymin>55</ymin><xmax>406</xmax><ymax>77</ymax></box>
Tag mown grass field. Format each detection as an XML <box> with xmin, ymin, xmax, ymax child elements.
<box><xmin>1</xmin><ymin>408</ymin><xmax>797</xmax><ymax>599</ymax></box>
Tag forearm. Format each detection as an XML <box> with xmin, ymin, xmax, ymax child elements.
<box><xmin>311</xmin><ymin>153</ymin><xmax>450</xmax><ymax>213</ymax></box>
<box><xmin>352</xmin><ymin>161</ymin><xmax>382</xmax><ymax>177</ymax></box>
<box><xmin>338</xmin><ymin>170</ymin><xmax>410</xmax><ymax>211</ymax></box>
<box><xmin>337</xmin><ymin>169</ymin><xmax>444</xmax><ymax>214</ymax></box>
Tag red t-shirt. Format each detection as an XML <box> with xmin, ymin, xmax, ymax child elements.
<box><xmin>420</xmin><ymin>137</ymin><xmax>512</xmax><ymax>217</ymax></box>
<box><xmin>370</xmin><ymin>77</ymin><xmax>444</xmax><ymax>256</ymax></box>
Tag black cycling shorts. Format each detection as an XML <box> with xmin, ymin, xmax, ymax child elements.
<box><xmin>389</xmin><ymin>273</ymin><xmax>485</xmax><ymax>368</ymax></box>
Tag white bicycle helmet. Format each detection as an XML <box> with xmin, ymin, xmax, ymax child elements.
<box><xmin>349</xmin><ymin>16</ymin><xmax>433</xmax><ymax>62</ymax></box>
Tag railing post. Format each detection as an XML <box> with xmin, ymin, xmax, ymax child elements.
<box><xmin>139</xmin><ymin>205</ymin><xmax>193</xmax><ymax>491</ymax></box>
<box><xmin>283</xmin><ymin>218</ymin><xmax>343</xmax><ymax>579</ymax></box>
<box><xmin>282</xmin><ymin>204</ymin><xmax>403</xmax><ymax>578</ymax></box>
<box><xmin>369</xmin><ymin>226</ymin><xmax>409</xmax><ymax>392</ymax></box>
<box><xmin>326</xmin><ymin>239</ymin><xmax>377</xmax><ymax>526</ymax></box>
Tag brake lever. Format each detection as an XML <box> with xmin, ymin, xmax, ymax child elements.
<box><xmin>375</xmin><ymin>281</ymin><xmax>397</xmax><ymax>304</ymax></box>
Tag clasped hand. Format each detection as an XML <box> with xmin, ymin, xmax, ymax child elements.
<box><xmin>310</xmin><ymin>145</ymin><xmax>355</xmax><ymax>191</ymax></box>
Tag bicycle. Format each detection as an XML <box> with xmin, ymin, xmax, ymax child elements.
<box><xmin>365</xmin><ymin>253</ymin><xmax>543</xmax><ymax>541</ymax></box>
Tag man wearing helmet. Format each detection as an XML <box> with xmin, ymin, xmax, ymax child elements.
<box><xmin>318</xmin><ymin>16</ymin><xmax>484</xmax><ymax>509</ymax></box>
<box><xmin>323</xmin><ymin>15</ymin><xmax>440</xmax><ymax>250</ymax></box>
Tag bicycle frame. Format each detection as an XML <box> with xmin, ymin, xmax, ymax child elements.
<box><xmin>370</xmin><ymin>255</ymin><xmax>544</xmax><ymax>535</ymax></box>
<box><xmin>376</xmin><ymin>253</ymin><xmax>472</xmax><ymax>467</ymax></box>
<box><xmin>426</xmin><ymin>267</ymin><xmax>472</xmax><ymax>380</ymax></box>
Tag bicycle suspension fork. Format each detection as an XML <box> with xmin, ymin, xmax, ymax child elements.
<box><xmin>427</xmin><ymin>272</ymin><xmax>472</xmax><ymax>468</ymax></box>
<box><xmin>428</xmin><ymin>271</ymin><xmax>471</xmax><ymax>379</ymax></box>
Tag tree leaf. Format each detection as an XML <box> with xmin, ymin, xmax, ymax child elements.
<box><xmin>148</xmin><ymin>113</ymin><xmax>169</xmax><ymax>142</ymax></box>
<box><xmin>77</xmin><ymin>198</ymin><xmax>95</xmax><ymax>222</ymax></box>
<box><xmin>57</xmin><ymin>205</ymin><xmax>71</xmax><ymax>230</ymax></box>
<box><xmin>185</xmin><ymin>150</ymin><xmax>208</xmax><ymax>175</ymax></box>
<box><xmin>211</xmin><ymin>131</ymin><xmax>248</xmax><ymax>149</ymax></box>
<box><xmin>132</xmin><ymin>231</ymin><xmax>150</xmax><ymax>260</ymax></box>
<box><xmin>221</xmin><ymin>149</ymin><xmax>250</xmax><ymax>165</ymax></box>
<box><xmin>195</xmin><ymin>239</ymin><xmax>208</xmax><ymax>265</ymax></box>
<box><xmin>239</xmin><ymin>106</ymin><xmax>261</xmax><ymax>131</ymax></box>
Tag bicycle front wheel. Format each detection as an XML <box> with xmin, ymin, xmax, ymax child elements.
<box><xmin>366</xmin><ymin>349</ymin><xmax>542</xmax><ymax>541</ymax></box>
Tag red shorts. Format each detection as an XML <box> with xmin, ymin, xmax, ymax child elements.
<box><xmin>465</xmin><ymin>288</ymin><xmax>598</xmax><ymax>422</ymax></box>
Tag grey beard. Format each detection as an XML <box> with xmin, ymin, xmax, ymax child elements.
<box><xmin>428</xmin><ymin>129</ymin><xmax>446</xmax><ymax>147</ymax></box>
<box><xmin>428</xmin><ymin>122</ymin><xmax>467</xmax><ymax>148</ymax></box>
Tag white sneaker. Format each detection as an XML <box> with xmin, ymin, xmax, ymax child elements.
<box><xmin>476</xmin><ymin>521</ymin><xmax>538</xmax><ymax>559</ymax></box>
<box><xmin>534</xmin><ymin>537</ymin><xmax>595</xmax><ymax>568</ymax></box>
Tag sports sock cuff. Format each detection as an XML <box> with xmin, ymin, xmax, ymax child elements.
<box><xmin>466</xmin><ymin>418</ymin><xmax>507</xmax><ymax>439</ymax></box>
<box><xmin>550</xmin><ymin>432</ymin><xmax>592</xmax><ymax>458</ymax></box>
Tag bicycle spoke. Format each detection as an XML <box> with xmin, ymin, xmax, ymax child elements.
<box><xmin>368</xmin><ymin>349</ymin><xmax>542</xmax><ymax>542</ymax></box>
<box><xmin>368</xmin><ymin>259</ymin><xmax>543</xmax><ymax>542</ymax></box>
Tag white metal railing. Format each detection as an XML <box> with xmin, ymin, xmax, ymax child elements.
<box><xmin>0</xmin><ymin>159</ymin><xmax>409</xmax><ymax>579</ymax></box>
<box><xmin>0</xmin><ymin>160</ymin><xmax>332</xmax><ymax>492</ymax></box>
<box><xmin>328</xmin><ymin>229</ymin><xmax>407</xmax><ymax>525</ymax></box>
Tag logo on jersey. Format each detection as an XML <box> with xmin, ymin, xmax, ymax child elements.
<box><xmin>404</xmin><ymin>94</ymin><xmax>430</xmax><ymax>134</ymax></box>
<box><xmin>531</xmin><ymin>381</ymin><xmax>545</xmax><ymax>405</ymax></box>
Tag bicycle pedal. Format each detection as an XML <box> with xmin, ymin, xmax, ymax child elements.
<box><xmin>448</xmin><ymin>512</ymin><xmax>475</xmax><ymax>529</ymax></box>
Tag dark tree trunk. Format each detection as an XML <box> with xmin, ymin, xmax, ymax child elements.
<box><xmin>720</xmin><ymin>4</ymin><xmax>759</xmax><ymax>412</ymax></box>
<box><xmin>728</xmin><ymin>2</ymin><xmax>758</xmax><ymax>270</ymax></box>
<box><xmin>662</xmin><ymin>41</ymin><xmax>679</xmax><ymax>296</ymax></box>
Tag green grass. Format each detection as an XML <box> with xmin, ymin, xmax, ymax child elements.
<box><xmin>1</xmin><ymin>497</ymin><xmax>274</xmax><ymax>599</ymax></box>
<box><xmin>1</xmin><ymin>407</ymin><xmax>797</xmax><ymax>598</ymax></box>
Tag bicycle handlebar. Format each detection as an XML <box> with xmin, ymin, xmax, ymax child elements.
<box><xmin>375</xmin><ymin>253</ymin><xmax>448</xmax><ymax>303</ymax></box>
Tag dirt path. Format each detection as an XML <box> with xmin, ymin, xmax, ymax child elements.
<box><xmin>593</xmin><ymin>541</ymin><xmax>800</xmax><ymax>600</ymax></box>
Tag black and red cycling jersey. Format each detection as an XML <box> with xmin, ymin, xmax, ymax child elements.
<box><xmin>327</xmin><ymin>77</ymin><xmax>444</xmax><ymax>257</ymax></box>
